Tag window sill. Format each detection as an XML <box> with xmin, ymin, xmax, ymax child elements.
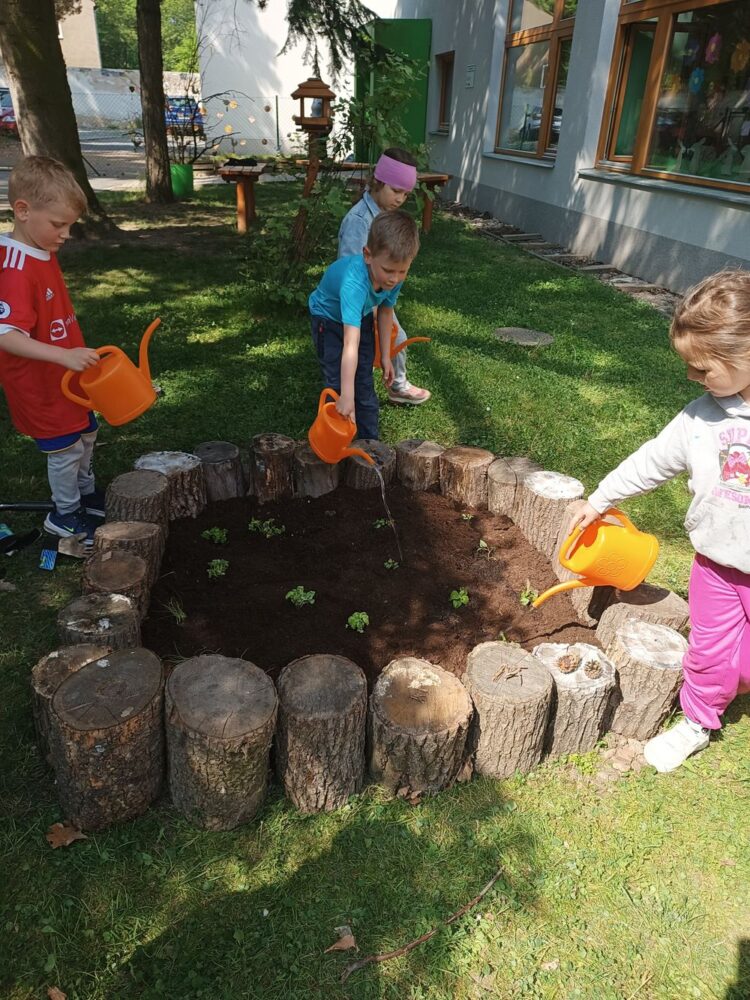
<box><xmin>579</xmin><ymin>167</ymin><xmax>750</xmax><ymax>209</ymax></box>
<box><xmin>483</xmin><ymin>151</ymin><xmax>556</xmax><ymax>168</ymax></box>
<box><xmin>429</xmin><ymin>129</ymin><xmax>450</xmax><ymax>137</ymax></box>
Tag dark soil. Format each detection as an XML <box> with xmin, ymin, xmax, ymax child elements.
<box><xmin>143</xmin><ymin>485</ymin><xmax>597</xmax><ymax>686</ymax></box>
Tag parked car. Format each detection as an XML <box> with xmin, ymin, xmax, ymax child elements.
<box><xmin>522</xmin><ymin>105</ymin><xmax>563</xmax><ymax>145</ymax></box>
<box><xmin>164</xmin><ymin>96</ymin><xmax>205</xmax><ymax>139</ymax></box>
<box><xmin>0</xmin><ymin>88</ymin><xmax>18</xmax><ymax>137</ymax></box>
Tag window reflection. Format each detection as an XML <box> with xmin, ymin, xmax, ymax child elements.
<box><xmin>498</xmin><ymin>41</ymin><xmax>550</xmax><ymax>151</ymax></box>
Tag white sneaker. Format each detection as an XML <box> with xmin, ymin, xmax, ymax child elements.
<box><xmin>643</xmin><ymin>718</ymin><xmax>709</xmax><ymax>773</ymax></box>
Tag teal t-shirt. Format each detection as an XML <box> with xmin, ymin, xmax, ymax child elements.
<box><xmin>309</xmin><ymin>254</ymin><xmax>402</xmax><ymax>327</ymax></box>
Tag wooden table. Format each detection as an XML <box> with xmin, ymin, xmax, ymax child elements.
<box><xmin>219</xmin><ymin>164</ymin><xmax>269</xmax><ymax>233</ymax></box>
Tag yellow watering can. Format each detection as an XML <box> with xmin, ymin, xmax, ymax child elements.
<box><xmin>532</xmin><ymin>508</ymin><xmax>659</xmax><ymax>609</ymax></box>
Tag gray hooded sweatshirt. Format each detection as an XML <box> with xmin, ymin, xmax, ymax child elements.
<box><xmin>588</xmin><ymin>393</ymin><xmax>750</xmax><ymax>574</ymax></box>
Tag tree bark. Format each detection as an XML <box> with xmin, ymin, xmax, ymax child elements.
<box><xmin>293</xmin><ymin>441</ymin><xmax>340</xmax><ymax>498</ymax></box>
<box><xmin>57</xmin><ymin>592</ymin><xmax>141</xmax><ymax>649</ymax></box>
<box><xmin>165</xmin><ymin>655</ymin><xmax>278</xmax><ymax>830</ymax></box>
<box><xmin>275</xmin><ymin>654</ymin><xmax>367</xmax><ymax>812</ymax></box>
<box><xmin>193</xmin><ymin>441</ymin><xmax>245</xmax><ymax>502</ymax></box>
<box><xmin>439</xmin><ymin>446</ymin><xmax>494</xmax><ymax>509</ymax></box>
<box><xmin>463</xmin><ymin>641</ymin><xmax>553</xmax><ymax>778</ymax></box>
<box><xmin>0</xmin><ymin>0</ymin><xmax>113</xmax><ymax>232</ymax></box>
<box><xmin>515</xmin><ymin>470</ymin><xmax>584</xmax><ymax>561</ymax></box>
<box><xmin>532</xmin><ymin>642</ymin><xmax>616</xmax><ymax>757</ymax></box>
<box><xmin>83</xmin><ymin>550</ymin><xmax>150</xmax><ymax>620</ymax></box>
<box><xmin>487</xmin><ymin>456</ymin><xmax>543</xmax><ymax>519</ymax></box>
<box><xmin>395</xmin><ymin>439</ymin><xmax>444</xmax><ymax>492</ymax></box>
<box><xmin>251</xmin><ymin>433</ymin><xmax>296</xmax><ymax>504</ymax></box>
<box><xmin>369</xmin><ymin>657</ymin><xmax>473</xmax><ymax>797</ymax></box>
<box><xmin>133</xmin><ymin>451</ymin><xmax>207</xmax><ymax>520</ymax></box>
<box><xmin>92</xmin><ymin>520</ymin><xmax>165</xmax><ymax>587</ymax></box>
<box><xmin>345</xmin><ymin>440</ymin><xmax>396</xmax><ymax>490</ymax></box>
<box><xmin>106</xmin><ymin>469</ymin><xmax>170</xmax><ymax>533</ymax></box>
<box><xmin>48</xmin><ymin>648</ymin><xmax>164</xmax><ymax>831</ymax></box>
<box><xmin>136</xmin><ymin>0</ymin><xmax>173</xmax><ymax>203</ymax></box>
<box><xmin>596</xmin><ymin>583</ymin><xmax>690</xmax><ymax>650</ymax></box>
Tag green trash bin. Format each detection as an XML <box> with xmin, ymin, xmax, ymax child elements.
<box><xmin>170</xmin><ymin>163</ymin><xmax>194</xmax><ymax>198</ymax></box>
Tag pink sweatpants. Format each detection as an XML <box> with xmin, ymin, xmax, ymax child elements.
<box><xmin>681</xmin><ymin>554</ymin><xmax>750</xmax><ymax>730</ymax></box>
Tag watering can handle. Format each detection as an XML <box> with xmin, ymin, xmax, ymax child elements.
<box><xmin>59</xmin><ymin>346</ymin><xmax>118</xmax><ymax>407</ymax></box>
<box><xmin>319</xmin><ymin>386</ymin><xmax>340</xmax><ymax>408</ymax></box>
<box><xmin>604</xmin><ymin>507</ymin><xmax>636</xmax><ymax>532</ymax></box>
<box><xmin>390</xmin><ymin>336</ymin><xmax>431</xmax><ymax>358</ymax></box>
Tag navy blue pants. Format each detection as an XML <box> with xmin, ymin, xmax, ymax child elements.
<box><xmin>310</xmin><ymin>312</ymin><xmax>379</xmax><ymax>441</ymax></box>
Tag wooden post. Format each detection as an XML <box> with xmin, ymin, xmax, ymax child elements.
<box><xmin>106</xmin><ymin>469</ymin><xmax>169</xmax><ymax>532</ymax></box>
<box><xmin>57</xmin><ymin>593</ymin><xmax>141</xmax><ymax>650</ymax></box>
<box><xmin>83</xmin><ymin>550</ymin><xmax>150</xmax><ymax>620</ymax></box>
<box><xmin>165</xmin><ymin>655</ymin><xmax>278</xmax><ymax>830</ymax></box>
<box><xmin>395</xmin><ymin>439</ymin><xmax>444</xmax><ymax>491</ymax></box>
<box><xmin>532</xmin><ymin>642</ymin><xmax>616</xmax><ymax>757</ymax></box>
<box><xmin>439</xmin><ymin>446</ymin><xmax>495</xmax><ymax>508</ymax></box>
<box><xmin>133</xmin><ymin>452</ymin><xmax>207</xmax><ymax>520</ymax></box>
<box><xmin>487</xmin><ymin>456</ymin><xmax>543</xmax><ymax>519</ymax></box>
<box><xmin>293</xmin><ymin>441</ymin><xmax>340</xmax><ymax>498</ymax></box>
<box><xmin>47</xmin><ymin>648</ymin><xmax>164</xmax><ymax>831</ymax></box>
<box><xmin>193</xmin><ymin>441</ymin><xmax>245</xmax><ymax>502</ymax></box>
<box><xmin>596</xmin><ymin>583</ymin><xmax>689</xmax><ymax>650</ymax></box>
<box><xmin>275</xmin><ymin>654</ymin><xmax>367</xmax><ymax>812</ymax></box>
<box><xmin>251</xmin><ymin>433</ymin><xmax>296</xmax><ymax>503</ymax></box>
<box><xmin>463</xmin><ymin>641</ymin><xmax>552</xmax><ymax>778</ymax></box>
<box><xmin>515</xmin><ymin>470</ymin><xmax>584</xmax><ymax>560</ymax></box>
<box><xmin>605</xmin><ymin>620</ymin><xmax>687</xmax><ymax>740</ymax></box>
<box><xmin>369</xmin><ymin>657</ymin><xmax>473</xmax><ymax>797</ymax></box>
<box><xmin>92</xmin><ymin>521</ymin><xmax>165</xmax><ymax>588</ymax></box>
<box><xmin>345</xmin><ymin>440</ymin><xmax>396</xmax><ymax>490</ymax></box>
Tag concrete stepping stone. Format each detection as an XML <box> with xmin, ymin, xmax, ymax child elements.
<box><xmin>494</xmin><ymin>327</ymin><xmax>554</xmax><ymax>347</ymax></box>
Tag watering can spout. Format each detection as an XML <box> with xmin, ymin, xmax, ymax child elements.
<box><xmin>532</xmin><ymin>578</ymin><xmax>588</xmax><ymax>609</ymax></box>
<box><xmin>138</xmin><ymin>317</ymin><xmax>161</xmax><ymax>383</ymax></box>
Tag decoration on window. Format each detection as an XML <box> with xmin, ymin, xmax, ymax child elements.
<box><xmin>688</xmin><ymin>67</ymin><xmax>705</xmax><ymax>95</ymax></box>
<box><xmin>730</xmin><ymin>40</ymin><xmax>750</xmax><ymax>74</ymax></box>
<box><xmin>705</xmin><ymin>33</ymin><xmax>722</xmax><ymax>65</ymax></box>
<box><xmin>682</xmin><ymin>38</ymin><xmax>701</xmax><ymax>66</ymax></box>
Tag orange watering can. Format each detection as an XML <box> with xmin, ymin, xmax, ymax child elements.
<box><xmin>532</xmin><ymin>508</ymin><xmax>659</xmax><ymax>609</ymax></box>
<box><xmin>308</xmin><ymin>387</ymin><xmax>375</xmax><ymax>465</ymax></box>
<box><xmin>373</xmin><ymin>321</ymin><xmax>430</xmax><ymax>371</ymax></box>
<box><xmin>61</xmin><ymin>318</ymin><xmax>160</xmax><ymax>427</ymax></box>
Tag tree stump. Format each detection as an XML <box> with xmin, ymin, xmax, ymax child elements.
<box><xmin>369</xmin><ymin>657</ymin><xmax>473</xmax><ymax>797</ymax></box>
<box><xmin>83</xmin><ymin>550</ymin><xmax>150</xmax><ymax>619</ymax></box>
<box><xmin>487</xmin><ymin>456</ymin><xmax>543</xmax><ymax>519</ymax></box>
<box><xmin>532</xmin><ymin>642</ymin><xmax>616</xmax><ymax>757</ymax></box>
<box><xmin>133</xmin><ymin>451</ymin><xmax>207</xmax><ymax>520</ymax></box>
<box><xmin>251</xmin><ymin>433</ymin><xmax>296</xmax><ymax>503</ymax></box>
<box><xmin>345</xmin><ymin>439</ymin><xmax>396</xmax><ymax>490</ymax></box>
<box><xmin>596</xmin><ymin>583</ymin><xmax>689</xmax><ymax>650</ymax></box>
<box><xmin>275</xmin><ymin>654</ymin><xmax>367</xmax><ymax>812</ymax></box>
<box><xmin>395</xmin><ymin>439</ymin><xmax>444</xmax><ymax>491</ymax></box>
<box><xmin>293</xmin><ymin>441</ymin><xmax>340</xmax><ymax>498</ymax></box>
<box><xmin>439</xmin><ymin>446</ymin><xmax>494</xmax><ymax>508</ymax></box>
<box><xmin>57</xmin><ymin>593</ymin><xmax>141</xmax><ymax>649</ymax></box>
<box><xmin>193</xmin><ymin>440</ymin><xmax>245</xmax><ymax>501</ymax></box>
<box><xmin>47</xmin><ymin>648</ymin><xmax>164</xmax><ymax>831</ymax></box>
<box><xmin>106</xmin><ymin>469</ymin><xmax>169</xmax><ymax>532</ymax></box>
<box><xmin>463</xmin><ymin>642</ymin><xmax>553</xmax><ymax>778</ymax></box>
<box><xmin>31</xmin><ymin>644</ymin><xmax>112</xmax><ymax>763</ymax></box>
<box><xmin>165</xmin><ymin>655</ymin><xmax>277</xmax><ymax>830</ymax></box>
<box><xmin>515</xmin><ymin>470</ymin><xmax>584</xmax><ymax>561</ymax></box>
<box><xmin>92</xmin><ymin>521</ymin><xmax>165</xmax><ymax>588</ymax></box>
<box><xmin>605</xmin><ymin>620</ymin><xmax>687</xmax><ymax>740</ymax></box>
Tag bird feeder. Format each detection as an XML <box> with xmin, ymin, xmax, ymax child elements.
<box><xmin>291</xmin><ymin>77</ymin><xmax>335</xmax><ymax>133</ymax></box>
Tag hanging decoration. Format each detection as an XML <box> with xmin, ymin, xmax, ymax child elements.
<box><xmin>683</xmin><ymin>37</ymin><xmax>701</xmax><ymax>66</ymax></box>
<box><xmin>688</xmin><ymin>67</ymin><xmax>705</xmax><ymax>95</ymax></box>
<box><xmin>705</xmin><ymin>33</ymin><xmax>722</xmax><ymax>65</ymax></box>
<box><xmin>731</xmin><ymin>39</ymin><xmax>750</xmax><ymax>74</ymax></box>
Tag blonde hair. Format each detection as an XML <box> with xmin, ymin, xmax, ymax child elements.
<box><xmin>8</xmin><ymin>156</ymin><xmax>87</xmax><ymax>216</ymax></box>
<box><xmin>367</xmin><ymin>210</ymin><xmax>420</xmax><ymax>262</ymax></box>
<box><xmin>670</xmin><ymin>270</ymin><xmax>750</xmax><ymax>368</ymax></box>
<box><xmin>369</xmin><ymin>146</ymin><xmax>418</xmax><ymax>193</ymax></box>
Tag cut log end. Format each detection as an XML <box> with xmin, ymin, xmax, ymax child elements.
<box><xmin>395</xmin><ymin>439</ymin><xmax>444</xmax><ymax>492</ymax></box>
<box><xmin>293</xmin><ymin>441</ymin><xmax>340</xmax><ymax>498</ymax></box>
<box><xmin>439</xmin><ymin>446</ymin><xmax>494</xmax><ymax>508</ymax></box>
<box><xmin>345</xmin><ymin>439</ymin><xmax>396</xmax><ymax>490</ymax></box>
<box><xmin>134</xmin><ymin>451</ymin><xmax>207</xmax><ymax>520</ymax></box>
<box><xmin>194</xmin><ymin>440</ymin><xmax>245</xmax><ymax>501</ymax></box>
<box><xmin>251</xmin><ymin>433</ymin><xmax>296</xmax><ymax>503</ymax></box>
<box><xmin>57</xmin><ymin>592</ymin><xmax>141</xmax><ymax>650</ymax></box>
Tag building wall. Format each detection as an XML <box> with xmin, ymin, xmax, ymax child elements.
<box><xmin>58</xmin><ymin>0</ymin><xmax>101</xmax><ymax>69</ymax></box>
<box><xmin>396</xmin><ymin>0</ymin><xmax>749</xmax><ymax>292</ymax></box>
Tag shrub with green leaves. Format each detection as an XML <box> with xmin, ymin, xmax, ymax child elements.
<box><xmin>383</xmin><ymin>558</ymin><xmax>399</xmax><ymax>570</ymax></box>
<box><xmin>346</xmin><ymin>611</ymin><xmax>369</xmax><ymax>633</ymax></box>
<box><xmin>450</xmin><ymin>587</ymin><xmax>469</xmax><ymax>609</ymax></box>
<box><xmin>285</xmin><ymin>586</ymin><xmax>316</xmax><ymax>608</ymax></box>
<box><xmin>201</xmin><ymin>526</ymin><xmax>228</xmax><ymax>545</ymax></box>
<box><xmin>248</xmin><ymin>517</ymin><xmax>286</xmax><ymax>539</ymax></box>
<box><xmin>519</xmin><ymin>581</ymin><xmax>539</xmax><ymax>606</ymax></box>
<box><xmin>207</xmin><ymin>559</ymin><xmax>229</xmax><ymax>579</ymax></box>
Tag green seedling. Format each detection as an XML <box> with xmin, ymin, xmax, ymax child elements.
<box><xmin>373</xmin><ymin>518</ymin><xmax>391</xmax><ymax>530</ymax></box>
<box><xmin>519</xmin><ymin>580</ymin><xmax>539</xmax><ymax>606</ymax></box>
<box><xmin>201</xmin><ymin>526</ymin><xmax>228</xmax><ymax>545</ymax></box>
<box><xmin>460</xmin><ymin>513</ymin><xmax>474</xmax><ymax>522</ymax></box>
<box><xmin>248</xmin><ymin>517</ymin><xmax>286</xmax><ymax>538</ymax></box>
<box><xmin>286</xmin><ymin>586</ymin><xmax>316</xmax><ymax>608</ymax></box>
<box><xmin>346</xmin><ymin>611</ymin><xmax>370</xmax><ymax>633</ymax></box>
<box><xmin>383</xmin><ymin>558</ymin><xmax>399</xmax><ymax>570</ymax></box>
<box><xmin>476</xmin><ymin>539</ymin><xmax>493</xmax><ymax>558</ymax></box>
<box><xmin>163</xmin><ymin>597</ymin><xmax>187</xmax><ymax>624</ymax></box>
<box><xmin>450</xmin><ymin>587</ymin><xmax>469</xmax><ymax>609</ymax></box>
<box><xmin>207</xmin><ymin>558</ymin><xmax>229</xmax><ymax>579</ymax></box>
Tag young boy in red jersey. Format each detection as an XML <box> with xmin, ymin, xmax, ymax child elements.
<box><xmin>0</xmin><ymin>156</ymin><xmax>103</xmax><ymax>543</ymax></box>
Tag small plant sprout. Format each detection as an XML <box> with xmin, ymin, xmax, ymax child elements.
<box><xmin>285</xmin><ymin>586</ymin><xmax>316</xmax><ymax>608</ymax></box>
<box><xmin>201</xmin><ymin>526</ymin><xmax>228</xmax><ymax>545</ymax></box>
<box><xmin>450</xmin><ymin>588</ymin><xmax>470</xmax><ymax>609</ymax></box>
<box><xmin>383</xmin><ymin>558</ymin><xmax>399</xmax><ymax>570</ymax></box>
<box><xmin>460</xmin><ymin>513</ymin><xmax>474</xmax><ymax>522</ymax></box>
<box><xmin>248</xmin><ymin>517</ymin><xmax>286</xmax><ymax>539</ymax></box>
<box><xmin>346</xmin><ymin>611</ymin><xmax>370</xmax><ymax>633</ymax></box>
<box><xmin>373</xmin><ymin>517</ymin><xmax>391</xmax><ymax>530</ymax></box>
<box><xmin>207</xmin><ymin>558</ymin><xmax>229</xmax><ymax>579</ymax></box>
<box><xmin>519</xmin><ymin>580</ymin><xmax>539</xmax><ymax>607</ymax></box>
<box><xmin>476</xmin><ymin>539</ymin><xmax>493</xmax><ymax>558</ymax></box>
<box><xmin>163</xmin><ymin>597</ymin><xmax>187</xmax><ymax>624</ymax></box>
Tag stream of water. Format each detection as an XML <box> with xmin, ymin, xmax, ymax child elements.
<box><xmin>372</xmin><ymin>463</ymin><xmax>403</xmax><ymax>564</ymax></box>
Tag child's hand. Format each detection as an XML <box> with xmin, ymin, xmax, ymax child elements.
<box><xmin>62</xmin><ymin>348</ymin><xmax>100</xmax><ymax>372</ymax></box>
<box><xmin>381</xmin><ymin>359</ymin><xmax>394</xmax><ymax>387</ymax></box>
<box><xmin>565</xmin><ymin>500</ymin><xmax>602</xmax><ymax>546</ymax></box>
<box><xmin>335</xmin><ymin>393</ymin><xmax>356</xmax><ymax>422</ymax></box>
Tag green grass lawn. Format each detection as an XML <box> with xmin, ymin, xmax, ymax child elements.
<box><xmin>1</xmin><ymin>184</ymin><xmax>748</xmax><ymax>1000</ymax></box>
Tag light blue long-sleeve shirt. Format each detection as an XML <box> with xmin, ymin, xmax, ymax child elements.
<box><xmin>337</xmin><ymin>190</ymin><xmax>381</xmax><ymax>259</ymax></box>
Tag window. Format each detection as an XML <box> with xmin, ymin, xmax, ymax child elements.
<box><xmin>436</xmin><ymin>51</ymin><xmax>454</xmax><ymax>132</ymax></box>
<box><xmin>495</xmin><ymin>0</ymin><xmax>576</xmax><ymax>158</ymax></box>
<box><xmin>599</xmin><ymin>0</ymin><xmax>750</xmax><ymax>193</ymax></box>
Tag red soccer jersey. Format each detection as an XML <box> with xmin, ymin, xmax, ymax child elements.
<box><xmin>0</xmin><ymin>235</ymin><xmax>91</xmax><ymax>439</ymax></box>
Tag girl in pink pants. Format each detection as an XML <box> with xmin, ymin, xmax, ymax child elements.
<box><xmin>569</xmin><ymin>270</ymin><xmax>750</xmax><ymax>772</ymax></box>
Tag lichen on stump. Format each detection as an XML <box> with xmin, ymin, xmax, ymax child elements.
<box><xmin>532</xmin><ymin>642</ymin><xmax>616</xmax><ymax>757</ymax></box>
<box><xmin>193</xmin><ymin>440</ymin><xmax>245</xmax><ymax>501</ymax></box>
<box><xmin>57</xmin><ymin>592</ymin><xmax>141</xmax><ymax>650</ymax></box>
<box><xmin>605</xmin><ymin>619</ymin><xmax>687</xmax><ymax>740</ymax></box>
<box><xmin>369</xmin><ymin>657</ymin><xmax>473</xmax><ymax>797</ymax></box>
<box><xmin>345</xmin><ymin>439</ymin><xmax>396</xmax><ymax>490</ymax></box>
<box><xmin>395</xmin><ymin>439</ymin><xmax>444</xmax><ymax>492</ymax></box>
<box><xmin>133</xmin><ymin>451</ymin><xmax>207</xmax><ymax>520</ymax></box>
<box><xmin>487</xmin><ymin>456</ymin><xmax>542</xmax><ymax>519</ymax></box>
<box><xmin>464</xmin><ymin>642</ymin><xmax>553</xmax><ymax>778</ymax></box>
<box><xmin>275</xmin><ymin>653</ymin><xmax>367</xmax><ymax>812</ymax></box>
<box><xmin>293</xmin><ymin>441</ymin><xmax>340</xmax><ymax>498</ymax></box>
<box><xmin>165</xmin><ymin>655</ymin><xmax>277</xmax><ymax>830</ymax></box>
<box><xmin>251</xmin><ymin>433</ymin><xmax>296</xmax><ymax>503</ymax></box>
<box><xmin>439</xmin><ymin>446</ymin><xmax>494</xmax><ymax>508</ymax></box>
<box><xmin>106</xmin><ymin>469</ymin><xmax>169</xmax><ymax>532</ymax></box>
<box><xmin>47</xmin><ymin>648</ymin><xmax>164</xmax><ymax>831</ymax></box>
<box><xmin>596</xmin><ymin>583</ymin><xmax>689</xmax><ymax>650</ymax></box>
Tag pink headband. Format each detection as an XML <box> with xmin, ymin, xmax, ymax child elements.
<box><xmin>373</xmin><ymin>154</ymin><xmax>417</xmax><ymax>192</ymax></box>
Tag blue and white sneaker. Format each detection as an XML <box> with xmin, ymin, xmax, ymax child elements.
<box><xmin>43</xmin><ymin>508</ymin><xmax>98</xmax><ymax>545</ymax></box>
<box><xmin>81</xmin><ymin>488</ymin><xmax>106</xmax><ymax>518</ymax></box>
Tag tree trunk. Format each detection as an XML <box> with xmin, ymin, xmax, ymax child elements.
<box><xmin>532</xmin><ymin>642</ymin><xmax>616</xmax><ymax>757</ymax></box>
<box><xmin>83</xmin><ymin>550</ymin><xmax>150</xmax><ymax>620</ymax></box>
<box><xmin>596</xmin><ymin>583</ymin><xmax>689</xmax><ymax>650</ymax></box>
<box><xmin>251</xmin><ymin>433</ymin><xmax>296</xmax><ymax>504</ymax></box>
<box><xmin>0</xmin><ymin>0</ymin><xmax>113</xmax><ymax>232</ymax></box>
<box><xmin>165</xmin><ymin>655</ymin><xmax>278</xmax><ymax>830</ymax></box>
<box><xmin>133</xmin><ymin>452</ymin><xmax>207</xmax><ymax>520</ymax></box>
<box><xmin>515</xmin><ymin>470</ymin><xmax>584</xmax><ymax>561</ymax></box>
<box><xmin>47</xmin><ymin>648</ymin><xmax>164</xmax><ymax>831</ymax></box>
<box><xmin>293</xmin><ymin>441</ymin><xmax>340</xmax><ymax>498</ymax></box>
<box><xmin>487</xmin><ymin>456</ymin><xmax>543</xmax><ymax>519</ymax></box>
<box><xmin>369</xmin><ymin>657</ymin><xmax>473</xmax><ymax>797</ymax></box>
<box><xmin>463</xmin><ymin>641</ymin><xmax>553</xmax><ymax>778</ymax></box>
<box><xmin>193</xmin><ymin>441</ymin><xmax>245</xmax><ymax>501</ymax></box>
<box><xmin>136</xmin><ymin>0</ymin><xmax>173</xmax><ymax>203</ymax></box>
<box><xmin>439</xmin><ymin>446</ymin><xmax>494</xmax><ymax>509</ymax></box>
<box><xmin>345</xmin><ymin>439</ymin><xmax>396</xmax><ymax>490</ymax></box>
<box><xmin>92</xmin><ymin>521</ymin><xmax>165</xmax><ymax>587</ymax></box>
<box><xmin>106</xmin><ymin>469</ymin><xmax>170</xmax><ymax>533</ymax></box>
<box><xmin>57</xmin><ymin>592</ymin><xmax>141</xmax><ymax>649</ymax></box>
<box><xmin>275</xmin><ymin>654</ymin><xmax>367</xmax><ymax>812</ymax></box>
<box><xmin>395</xmin><ymin>439</ymin><xmax>444</xmax><ymax>492</ymax></box>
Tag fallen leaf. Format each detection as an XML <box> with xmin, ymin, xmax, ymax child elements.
<box><xmin>47</xmin><ymin>987</ymin><xmax>67</xmax><ymax>1000</ymax></box>
<box><xmin>46</xmin><ymin>822</ymin><xmax>88</xmax><ymax>849</ymax></box>
<box><xmin>541</xmin><ymin>958</ymin><xmax>560</xmax><ymax>972</ymax></box>
<box><xmin>325</xmin><ymin>925</ymin><xmax>357</xmax><ymax>953</ymax></box>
